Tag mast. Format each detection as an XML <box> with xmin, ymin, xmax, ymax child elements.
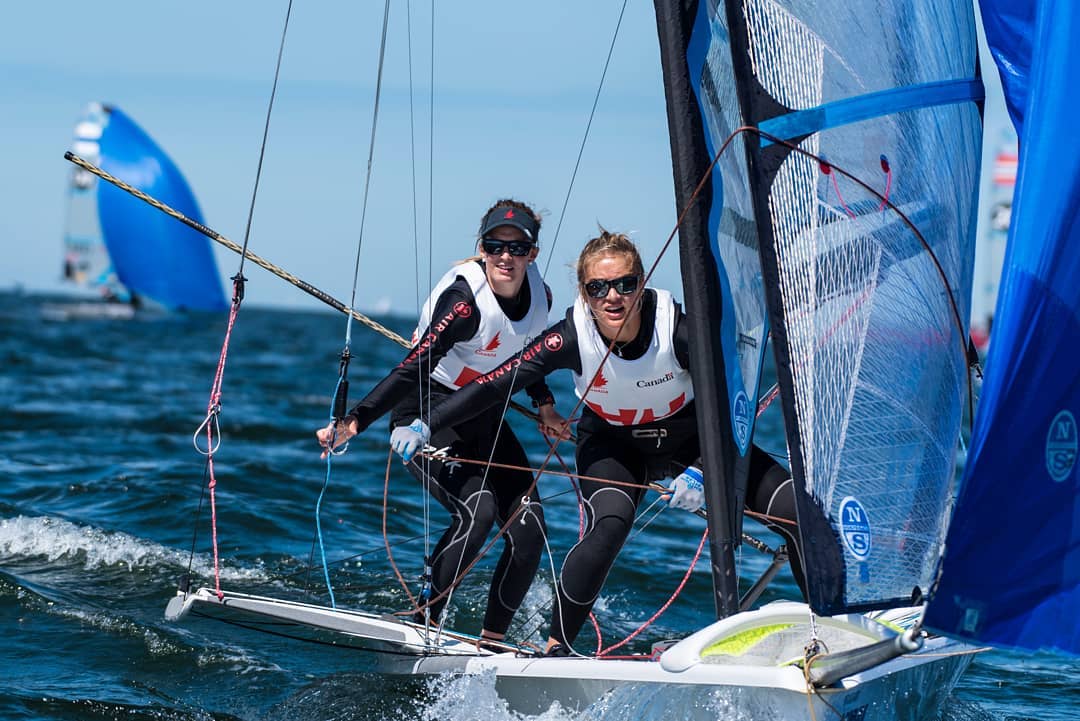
<box><xmin>653</xmin><ymin>0</ymin><xmax>748</xmax><ymax>619</ymax></box>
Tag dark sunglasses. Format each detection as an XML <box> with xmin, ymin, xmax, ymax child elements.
<box><xmin>583</xmin><ymin>274</ymin><xmax>641</xmax><ymax>299</ymax></box>
<box><xmin>481</xmin><ymin>238</ymin><xmax>534</xmax><ymax>257</ymax></box>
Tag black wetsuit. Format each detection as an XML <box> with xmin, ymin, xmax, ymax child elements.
<box><xmin>346</xmin><ymin>263</ymin><xmax>554</xmax><ymax>634</ymax></box>
<box><xmin>426</xmin><ymin>289</ymin><xmax>805</xmax><ymax>649</ymax></box>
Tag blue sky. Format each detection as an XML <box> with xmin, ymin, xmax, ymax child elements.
<box><xmin>3</xmin><ymin>1</ymin><xmax>1008</xmax><ymax>317</ymax></box>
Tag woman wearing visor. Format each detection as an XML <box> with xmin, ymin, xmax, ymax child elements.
<box><xmin>317</xmin><ymin>199</ymin><xmax>566</xmax><ymax>650</ymax></box>
<box><xmin>389</xmin><ymin>229</ymin><xmax>802</xmax><ymax>656</ymax></box>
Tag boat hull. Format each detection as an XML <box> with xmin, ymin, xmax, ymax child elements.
<box><xmin>168</xmin><ymin>589</ymin><xmax>976</xmax><ymax>720</ymax></box>
<box><xmin>409</xmin><ymin>611</ymin><xmax>974</xmax><ymax>719</ymax></box>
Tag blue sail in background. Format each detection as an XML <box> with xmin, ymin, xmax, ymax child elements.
<box><xmin>94</xmin><ymin>105</ymin><xmax>227</xmax><ymax>312</ymax></box>
<box><xmin>926</xmin><ymin>0</ymin><xmax>1080</xmax><ymax>655</ymax></box>
<box><xmin>978</xmin><ymin>1</ymin><xmax>1034</xmax><ymax>135</ymax></box>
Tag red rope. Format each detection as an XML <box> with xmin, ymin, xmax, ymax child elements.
<box><xmin>205</xmin><ymin>288</ymin><xmax>242</xmax><ymax>599</ymax></box>
<box><xmin>597</xmin><ymin>527</ymin><xmax>709</xmax><ymax>657</ymax></box>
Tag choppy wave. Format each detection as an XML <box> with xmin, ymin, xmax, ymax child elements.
<box><xmin>0</xmin><ymin>515</ymin><xmax>267</xmax><ymax>582</ymax></box>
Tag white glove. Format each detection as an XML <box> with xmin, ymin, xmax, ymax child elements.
<box><xmin>390</xmin><ymin>419</ymin><xmax>430</xmax><ymax>462</ymax></box>
<box><xmin>667</xmin><ymin>466</ymin><xmax>705</xmax><ymax>513</ymax></box>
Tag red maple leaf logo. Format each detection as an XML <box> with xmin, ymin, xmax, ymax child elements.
<box><xmin>483</xmin><ymin>332</ymin><xmax>501</xmax><ymax>351</ymax></box>
<box><xmin>544</xmin><ymin>333</ymin><xmax>563</xmax><ymax>352</ymax></box>
<box><xmin>592</xmin><ymin>369</ymin><xmax>608</xmax><ymax>388</ymax></box>
<box><xmin>453</xmin><ymin>301</ymin><xmax>472</xmax><ymax>318</ymax></box>
<box><xmin>503</xmin><ymin>209</ymin><xmax>515</xmax><ymax>219</ymax></box>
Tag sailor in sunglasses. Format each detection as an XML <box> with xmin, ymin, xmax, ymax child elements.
<box><xmin>317</xmin><ymin>199</ymin><xmax>567</xmax><ymax>652</ymax></box>
<box><xmin>391</xmin><ymin>228</ymin><xmax>804</xmax><ymax>658</ymax></box>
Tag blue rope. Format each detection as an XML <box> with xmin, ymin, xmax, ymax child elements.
<box><xmin>315</xmin><ymin>374</ymin><xmax>349</xmax><ymax>609</ymax></box>
<box><xmin>315</xmin><ymin>457</ymin><xmax>337</xmax><ymax>609</ymax></box>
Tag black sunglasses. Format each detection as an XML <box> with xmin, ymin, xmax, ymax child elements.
<box><xmin>583</xmin><ymin>274</ymin><xmax>641</xmax><ymax>299</ymax></box>
<box><xmin>481</xmin><ymin>238</ymin><xmax>534</xmax><ymax>257</ymax></box>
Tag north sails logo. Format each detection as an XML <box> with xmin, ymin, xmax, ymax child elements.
<box><xmin>732</xmin><ymin>390</ymin><xmax>750</xmax><ymax>451</ymax></box>
<box><xmin>1047</xmin><ymin>410</ymin><xmax>1078</xmax><ymax>482</ymax></box>
<box><xmin>504</xmin><ymin>209</ymin><xmax>515</xmax><ymax>219</ymax></box>
<box><xmin>839</xmin><ymin>496</ymin><xmax>872</xmax><ymax>561</ymax></box>
<box><xmin>475</xmin><ymin>332</ymin><xmax>501</xmax><ymax>357</ymax></box>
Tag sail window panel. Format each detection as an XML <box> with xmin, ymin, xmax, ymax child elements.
<box><xmin>766</xmin><ymin>103</ymin><xmax>976</xmax><ymax>606</ymax></box>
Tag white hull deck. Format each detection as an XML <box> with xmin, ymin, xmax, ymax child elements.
<box><xmin>167</xmin><ymin>588</ymin><xmax>977</xmax><ymax>720</ymax></box>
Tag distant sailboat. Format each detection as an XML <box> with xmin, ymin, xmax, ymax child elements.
<box><xmin>53</xmin><ymin>102</ymin><xmax>227</xmax><ymax>318</ymax></box>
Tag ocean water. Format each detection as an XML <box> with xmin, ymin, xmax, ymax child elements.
<box><xmin>1</xmin><ymin>290</ymin><xmax>1076</xmax><ymax>721</ymax></box>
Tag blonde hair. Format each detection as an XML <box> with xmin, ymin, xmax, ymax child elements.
<box><xmin>576</xmin><ymin>227</ymin><xmax>644</xmax><ymax>286</ymax></box>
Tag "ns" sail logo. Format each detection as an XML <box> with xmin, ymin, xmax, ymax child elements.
<box><xmin>839</xmin><ymin>496</ymin><xmax>872</xmax><ymax>561</ymax></box>
<box><xmin>1046</xmin><ymin>410</ymin><xmax>1077</xmax><ymax>482</ymax></box>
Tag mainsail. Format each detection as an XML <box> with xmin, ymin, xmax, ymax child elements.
<box><xmin>657</xmin><ymin>0</ymin><xmax>982</xmax><ymax>616</ymax></box>
<box><xmin>63</xmin><ymin>102</ymin><xmax>227</xmax><ymax>312</ymax></box>
<box><xmin>926</xmin><ymin>0</ymin><xmax>1080</xmax><ymax>655</ymax></box>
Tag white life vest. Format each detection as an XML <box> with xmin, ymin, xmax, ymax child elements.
<box><xmin>411</xmin><ymin>261</ymin><xmax>549</xmax><ymax>389</ymax></box>
<box><xmin>571</xmin><ymin>288</ymin><xmax>694</xmax><ymax>426</ymax></box>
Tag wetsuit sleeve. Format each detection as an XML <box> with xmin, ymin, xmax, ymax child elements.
<box><xmin>345</xmin><ymin>281</ymin><xmax>480</xmax><ymax>432</ymax></box>
<box><xmin>673</xmin><ymin>301</ymin><xmax>691</xmax><ymax>369</ymax></box>
<box><xmin>524</xmin><ymin>379</ymin><xmax>556</xmax><ymax>408</ymax></box>
<box><xmin>525</xmin><ymin>280</ymin><xmax>556</xmax><ymax>407</ymax></box>
<box><xmin>426</xmin><ymin>316</ymin><xmax>581</xmax><ymax>432</ymax></box>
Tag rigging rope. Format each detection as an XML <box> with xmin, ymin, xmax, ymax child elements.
<box><xmin>404</xmin><ymin>0</ymin><xmax>635</xmax><ymax>636</ymax></box>
<box><xmin>542</xmin><ymin>0</ymin><xmax>631</xmax><ymax>274</ymax></box>
<box><xmin>316</xmin><ymin>0</ymin><xmax>393</xmax><ymax>610</ymax></box>
<box><xmin>193</xmin><ymin>0</ymin><xmax>295</xmax><ymax>599</ymax></box>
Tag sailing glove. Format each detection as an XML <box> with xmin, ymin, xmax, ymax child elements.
<box><xmin>390</xmin><ymin>419</ymin><xmax>430</xmax><ymax>463</ymax></box>
<box><xmin>667</xmin><ymin>466</ymin><xmax>705</xmax><ymax>513</ymax></box>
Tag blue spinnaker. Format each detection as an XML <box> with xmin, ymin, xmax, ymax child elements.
<box><xmin>926</xmin><ymin>0</ymin><xmax>1080</xmax><ymax>655</ymax></box>
<box><xmin>97</xmin><ymin>107</ymin><xmax>227</xmax><ymax>312</ymax></box>
<box><xmin>979</xmin><ymin>1</ymin><xmax>1035</xmax><ymax>134</ymax></box>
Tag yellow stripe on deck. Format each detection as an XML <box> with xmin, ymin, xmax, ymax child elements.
<box><xmin>700</xmin><ymin>623</ymin><xmax>795</xmax><ymax>658</ymax></box>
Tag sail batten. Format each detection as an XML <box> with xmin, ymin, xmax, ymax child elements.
<box><xmin>758</xmin><ymin>79</ymin><xmax>983</xmax><ymax>146</ymax></box>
